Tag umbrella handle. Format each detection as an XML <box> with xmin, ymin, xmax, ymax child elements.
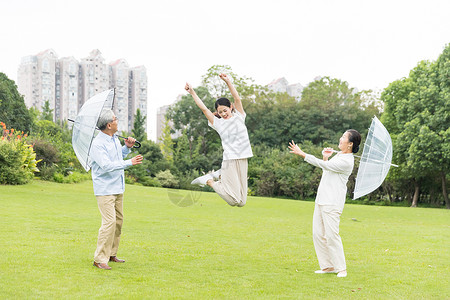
<box><xmin>118</xmin><ymin>135</ymin><xmax>141</xmax><ymax>148</ymax></box>
<box><xmin>132</xmin><ymin>140</ymin><xmax>142</xmax><ymax>148</ymax></box>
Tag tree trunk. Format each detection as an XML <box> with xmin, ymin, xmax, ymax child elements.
<box><xmin>429</xmin><ymin>187</ymin><xmax>435</xmax><ymax>206</ymax></box>
<box><xmin>411</xmin><ymin>180</ymin><xmax>419</xmax><ymax>207</ymax></box>
<box><xmin>441</xmin><ymin>172</ymin><xmax>449</xmax><ymax>209</ymax></box>
<box><xmin>384</xmin><ymin>182</ymin><xmax>393</xmax><ymax>203</ymax></box>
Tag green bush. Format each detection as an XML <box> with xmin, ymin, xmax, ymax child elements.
<box><xmin>125</xmin><ymin>175</ymin><xmax>137</xmax><ymax>184</ymax></box>
<box><xmin>248</xmin><ymin>143</ymin><xmax>322</xmax><ymax>199</ymax></box>
<box><xmin>125</xmin><ymin>140</ymin><xmax>170</xmax><ymax>186</ymax></box>
<box><xmin>140</xmin><ymin>177</ymin><xmax>162</xmax><ymax>187</ymax></box>
<box><xmin>176</xmin><ymin>169</ymin><xmax>201</xmax><ymax>191</ymax></box>
<box><xmin>52</xmin><ymin>171</ymin><xmax>91</xmax><ymax>184</ymax></box>
<box><xmin>0</xmin><ymin>140</ymin><xmax>39</xmax><ymax>185</ymax></box>
<box><xmin>28</xmin><ymin>121</ymin><xmax>85</xmax><ymax>182</ymax></box>
<box><xmin>38</xmin><ymin>164</ymin><xmax>58</xmax><ymax>181</ymax></box>
<box><xmin>31</xmin><ymin>138</ymin><xmax>60</xmax><ymax>167</ymax></box>
<box><xmin>156</xmin><ymin>170</ymin><xmax>179</xmax><ymax>188</ymax></box>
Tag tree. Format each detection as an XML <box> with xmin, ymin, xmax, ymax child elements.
<box><xmin>125</xmin><ymin>139</ymin><xmax>169</xmax><ymax>186</ymax></box>
<box><xmin>245</xmin><ymin>92</ymin><xmax>301</xmax><ymax>146</ymax></box>
<box><xmin>436</xmin><ymin>44</ymin><xmax>450</xmax><ymax>208</ymax></box>
<box><xmin>245</xmin><ymin>76</ymin><xmax>380</xmax><ymax>147</ymax></box>
<box><xmin>299</xmin><ymin>77</ymin><xmax>379</xmax><ymax>144</ymax></box>
<box><xmin>381</xmin><ymin>48</ymin><xmax>450</xmax><ymax>208</ymax></box>
<box><xmin>132</xmin><ymin>108</ymin><xmax>147</xmax><ymax>141</ymax></box>
<box><xmin>201</xmin><ymin>65</ymin><xmax>266</xmax><ymax>102</ymax></box>
<box><xmin>173</xmin><ymin>129</ymin><xmax>192</xmax><ymax>175</ymax></box>
<box><xmin>0</xmin><ymin>73</ymin><xmax>33</xmax><ymax>133</ymax></box>
<box><xmin>167</xmin><ymin>85</ymin><xmax>221</xmax><ymax>153</ymax></box>
<box><xmin>40</xmin><ymin>100</ymin><xmax>53</xmax><ymax>121</ymax></box>
<box><xmin>159</xmin><ymin>116</ymin><xmax>174</xmax><ymax>164</ymax></box>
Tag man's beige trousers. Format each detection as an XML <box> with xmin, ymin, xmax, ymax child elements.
<box><xmin>94</xmin><ymin>194</ymin><xmax>124</xmax><ymax>264</ymax></box>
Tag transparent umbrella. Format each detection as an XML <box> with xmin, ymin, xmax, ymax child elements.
<box><xmin>69</xmin><ymin>89</ymin><xmax>140</xmax><ymax>172</ymax></box>
<box><xmin>353</xmin><ymin>116</ymin><xmax>398</xmax><ymax>200</ymax></box>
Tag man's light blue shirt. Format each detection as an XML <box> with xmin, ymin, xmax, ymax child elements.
<box><xmin>90</xmin><ymin>131</ymin><xmax>132</xmax><ymax>196</ymax></box>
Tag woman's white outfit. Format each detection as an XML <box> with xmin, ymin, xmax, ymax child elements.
<box><xmin>304</xmin><ymin>152</ymin><xmax>354</xmax><ymax>272</ymax></box>
<box><xmin>208</xmin><ymin>110</ymin><xmax>253</xmax><ymax>206</ymax></box>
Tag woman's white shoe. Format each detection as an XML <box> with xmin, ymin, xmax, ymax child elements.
<box><xmin>337</xmin><ymin>271</ymin><xmax>347</xmax><ymax>277</ymax></box>
<box><xmin>211</xmin><ymin>169</ymin><xmax>221</xmax><ymax>180</ymax></box>
<box><xmin>191</xmin><ymin>174</ymin><xmax>213</xmax><ymax>187</ymax></box>
<box><xmin>315</xmin><ymin>270</ymin><xmax>336</xmax><ymax>274</ymax></box>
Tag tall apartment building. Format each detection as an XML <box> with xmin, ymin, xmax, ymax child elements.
<box><xmin>80</xmin><ymin>49</ymin><xmax>110</xmax><ymax>106</ymax></box>
<box><xmin>58</xmin><ymin>56</ymin><xmax>79</xmax><ymax>122</ymax></box>
<box><xmin>17</xmin><ymin>49</ymin><xmax>148</xmax><ymax>134</ymax></box>
<box><xmin>110</xmin><ymin>59</ymin><xmax>130</xmax><ymax>132</ymax></box>
<box><xmin>18</xmin><ymin>49</ymin><xmax>58</xmax><ymax>119</ymax></box>
<box><xmin>129</xmin><ymin>65</ymin><xmax>148</xmax><ymax>133</ymax></box>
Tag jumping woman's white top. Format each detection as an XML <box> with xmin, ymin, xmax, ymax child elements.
<box><xmin>208</xmin><ymin>110</ymin><xmax>253</xmax><ymax>161</ymax></box>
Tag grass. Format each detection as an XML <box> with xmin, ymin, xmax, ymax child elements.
<box><xmin>0</xmin><ymin>180</ymin><xmax>449</xmax><ymax>299</ymax></box>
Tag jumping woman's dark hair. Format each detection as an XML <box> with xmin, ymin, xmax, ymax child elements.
<box><xmin>215</xmin><ymin>98</ymin><xmax>232</xmax><ymax>110</ymax></box>
<box><xmin>346</xmin><ymin>129</ymin><xmax>361</xmax><ymax>153</ymax></box>
<box><xmin>214</xmin><ymin>97</ymin><xmax>234</xmax><ymax>118</ymax></box>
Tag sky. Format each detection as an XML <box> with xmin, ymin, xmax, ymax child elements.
<box><xmin>1</xmin><ymin>0</ymin><xmax>449</xmax><ymax>140</ymax></box>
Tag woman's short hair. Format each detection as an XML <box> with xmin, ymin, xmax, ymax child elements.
<box><xmin>97</xmin><ymin>110</ymin><xmax>115</xmax><ymax>130</ymax></box>
<box><xmin>346</xmin><ymin>129</ymin><xmax>361</xmax><ymax>153</ymax></box>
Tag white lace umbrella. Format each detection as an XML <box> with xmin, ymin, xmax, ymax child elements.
<box><xmin>353</xmin><ymin>116</ymin><xmax>398</xmax><ymax>200</ymax></box>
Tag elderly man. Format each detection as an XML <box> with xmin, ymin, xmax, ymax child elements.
<box><xmin>90</xmin><ymin>110</ymin><xmax>143</xmax><ymax>270</ymax></box>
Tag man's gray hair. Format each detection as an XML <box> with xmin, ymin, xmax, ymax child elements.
<box><xmin>97</xmin><ymin>110</ymin><xmax>115</xmax><ymax>130</ymax></box>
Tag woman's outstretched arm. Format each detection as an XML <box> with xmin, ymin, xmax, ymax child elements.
<box><xmin>219</xmin><ymin>73</ymin><xmax>244</xmax><ymax>115</ymax></box>
<box><xmin>185</xmin><ymin>83</ymin><xmax>215</xmax><ymax>124</ymax></box>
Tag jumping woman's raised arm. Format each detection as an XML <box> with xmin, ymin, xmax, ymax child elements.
<box><xmin>219</xmin><ymin>73</ymin><xmax>244</xmax><ymax>115</ymax></box>
<box><xmin>185</xmin><ymin>83</ymin><xmax>215</xmax><ymax>124</ymax></box>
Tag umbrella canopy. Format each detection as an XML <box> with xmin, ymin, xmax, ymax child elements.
<box><xmin>353</xmin><ymin>116</ymin><xmax>398</xmax><ymax>200</ymax></box>
<box><xmin>72</xmin><ymin>89</ymin><xmax>115</xmax><ymax>171</ymax></box>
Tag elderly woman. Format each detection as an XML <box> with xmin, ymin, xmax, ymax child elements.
<box><xmin>288</xmin><ymin>129</ymin><xmax>361</xmax><ymax>278</ymax></box>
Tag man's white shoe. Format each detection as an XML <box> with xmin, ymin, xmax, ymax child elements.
<box><xmin>211</xmin><ymin>169</ymin><xmax>221</xmax><ymax>180</ymax></box>
<box><xmin>315</xmin><ymin>269</ymin><xmax>337</xmax><ymax>274</ymax></box>
<box><xmin>191</xmin><ymin>174</ymin><xmax>213</xmax><ymax>187</ymax></box>
<box><xmin>337</xmin><ymin>271</ymin><xmax>347</xmax><ymax>278</ymax></box>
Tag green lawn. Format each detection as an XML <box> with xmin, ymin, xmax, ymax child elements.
<box><xmin>0</xmin><ymin>180</ymin><xmax>449</xmax><ymax>299</ymax></box>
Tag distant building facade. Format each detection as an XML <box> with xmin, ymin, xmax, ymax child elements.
<box><xmin>58</xmin><ymin>56</ymin><xmax>79</xmax><ymax>123</ymax></box>
<box><xmin>18</xmin><ymin>49</ymin><xmax>147</xmax><ymax>133</ymax></box>
<box><xmin>18</xmin><ymin>49</ymin><xmax>58</xmax><ymax>113</ymax></box>
<box><xmin>156</xmin><ymin>95</ymin><xmax>182</xmax><ymax>141</ymax></box>
<box><xmin>267</xmin><ymin>77</ymin><xmax>303</xmax><ymax>100</ymax></box>
<box><xmin>110</xmin><ymin>59</ymin><xmax>130</xmax><ymax>131</ymax></box>
<box><xmin>80</xmin><ymin>49</ymin><xmax>110</xmax><ymax>107</ymax></box>
<box><xmin>129</xmin><ymin>66</ymin><xmax>148</xmax><ymax>133</ymax></box>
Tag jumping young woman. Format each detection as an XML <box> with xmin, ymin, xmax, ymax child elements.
<box><xmin>185</xmin><ymin>73</ymin><xmax>253</xmax><ymax>207</ymax></box>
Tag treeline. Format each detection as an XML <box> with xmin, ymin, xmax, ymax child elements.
<box><xmin>0</xmin><ymin>44</ymin><xmax>448</xmax><ymax>208</ymax></box>
<box><xmin>151</xmin><ymin>66</ymin><xmax>380</xmax><ymax>203</ymax></box>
